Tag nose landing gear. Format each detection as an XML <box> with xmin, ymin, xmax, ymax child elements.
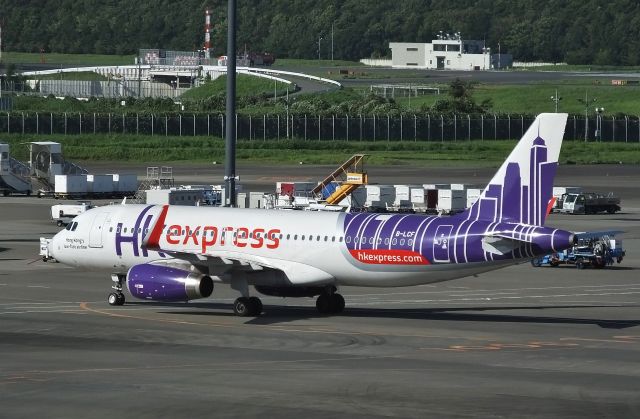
<box><xmin>108</xmin><ymin>273</ymin><xmax>126</xmax><ymax>306</ymax></box>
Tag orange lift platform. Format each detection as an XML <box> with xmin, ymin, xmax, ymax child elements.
<box><xmin>311</xmin><ymin>154</ymin><xmax>368</xmax><ymax>205</ymax></box>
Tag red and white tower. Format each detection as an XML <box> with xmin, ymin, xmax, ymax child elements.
<box><xmin>204</xmin><ymin>9</ymin><xmax>213</xmax><ymax>59</ymax></box>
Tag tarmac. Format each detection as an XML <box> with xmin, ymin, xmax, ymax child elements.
<box><xmin>1</xmin><ymin>164</ymin><xmax>639</xmax><ymax>418</ymax></box>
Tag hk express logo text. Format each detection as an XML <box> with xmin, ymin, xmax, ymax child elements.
<box><xmin>164</xmin><ymin>224</ymin><xmax>281</xmax><ymax>252</ymax></box>
<box><xmin>115</xmin><ymin>206</ymin><xmax>281</xmax><ymax>256</ymax></box>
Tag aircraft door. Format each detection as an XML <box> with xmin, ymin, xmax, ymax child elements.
<box><xmin>433</xmin><ymin>225</ymin><xmax>453</xmax><ymax>262</ymax></box>
<box><xmin>89</xmin><ymin>213</ymin><xmax>109</xmax><ymax>248</ymax></box>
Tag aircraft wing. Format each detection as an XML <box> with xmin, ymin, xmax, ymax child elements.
<box><xmin>150</xmin><ymin>247</ymin><xmax>335</xmax><ymax>285</ymax></box>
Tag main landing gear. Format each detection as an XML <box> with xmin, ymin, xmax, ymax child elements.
<box><xmin>108</xmin><ymin>274</ymin><xmax>126</xmax><ymax>306</ymax></box>
<box><xmin>315</xmin><ymin>289</ymin><xmax>345</xmax><ymax>315</ymax></box>
<box><xmin>233</xmin><ymin>296</ymin><xmax>263</xmax><ymax>317</ymax></box>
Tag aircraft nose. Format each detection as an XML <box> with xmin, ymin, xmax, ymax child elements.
<box><xmin>49</xmin><ymin>231</ymin><xmax>63</xmax><ymax>262</ymax></box>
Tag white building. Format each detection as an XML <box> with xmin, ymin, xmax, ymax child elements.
<box><xmin>389</xmin><ymin>33</ymin><xmax>511</xmax><ymax>70</ymax></box>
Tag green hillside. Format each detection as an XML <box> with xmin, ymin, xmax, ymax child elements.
<box><xmin>0</xmin><ymin>0</ymin><xmax>639</xmax><ymax>65</ymax></box>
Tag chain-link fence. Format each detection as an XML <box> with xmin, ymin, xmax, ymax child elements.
<box><xmin>1</xmin><ymin>112</ymin><xmax>639</xmax><ymax>142</ymax></box>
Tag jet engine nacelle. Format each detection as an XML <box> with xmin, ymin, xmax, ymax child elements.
<box><xmin>127</xmin><ymin>264</ymin><xmax>214</xmax><ymax>302</ymax></box>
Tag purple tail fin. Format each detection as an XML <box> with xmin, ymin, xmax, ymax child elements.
<box><xmin>463</xmin><ymin>113</ymin><xmax>568</xmax><ymax>226</ymax></box>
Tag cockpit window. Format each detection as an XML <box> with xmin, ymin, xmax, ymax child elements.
<box><xmin>71</xmin><ymin>222</ymin><xmax>78</xmax><ymax>231</ymax></box>
<box><xmin>65</xmin><ymin>223</ymin><xmax>72</xmax><ymax>231</ymax></box>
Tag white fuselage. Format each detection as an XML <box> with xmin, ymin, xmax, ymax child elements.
<box><xmin>50</xmin><ymin>204</ymin><xmax>519</xmax><ymax>288</ymax></box>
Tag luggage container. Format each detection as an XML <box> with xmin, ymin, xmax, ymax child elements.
<box><xmin>394</xmin><ymin>185</ymin><xmax>422</xmax><ymax>209</ymax></box>
<box><xmin>423</xmin><ymin>183</ymin><xmax>450</xmax><ymax>190</ymax></box>
<box><xmin>364</xmin><ymin>185</ymin><xmax>394</xmax><ymax>209</ymax></box>
<box><xmin>236</xmin><ymin>192</ymin><xmax>249</xmax><ymax>208</ymax></box>
<box><xmin>466</xmin><ymin>188</ymin><xmax>482</xmax><ymax>208</ymax></box>
<box><xmin>54</xmin><ymin>175</ymin><xmax>88</xmax><ymax>199</ymax></box>
<box><xmin>111</xmin><ymin>174</ymin><xmax>138</xmax><ymax>196</ymax></box>
<box><xmin>249</xmin><ymin>192</ymin><xmax>265</xmax><ymax>209</ymax></box>
<box><xmin>436</xmin><ymin>189</ymin><xmax>465</xmax><ymax>214</ymax></box>
<box><xmin>86</xmin><ymin>174</ymin><xmax>114</xmax><ymax>196</ymax></box>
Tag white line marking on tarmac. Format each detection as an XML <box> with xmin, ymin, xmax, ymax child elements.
<box><xmin>345</xmin><ymin>284</ymin><xmax>640</xmax><ymax>298</ymax></box>
<box><xmin>26</xmin><ymin>285</ymin><xmax>51</xmax><ymax>289</ymax></box>
<box><xmin>353</xmin><ymin>291</ymin><xmax>640</xmax><ymax>305</ymax></box>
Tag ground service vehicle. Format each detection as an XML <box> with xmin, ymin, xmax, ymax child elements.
<box><xmin>531</xmin><ymin>231</ymin><xmax>625</xmax><ymax>269</ymax></box>
<box><xmin>51</xmin><ymin>202</ymin><xmax>94</xmax><ymax>226</ymax></box>
<box><xmin>561</xmin><ymin>192</ymin><xmax>621</xmax><ymax>214</ymax></box>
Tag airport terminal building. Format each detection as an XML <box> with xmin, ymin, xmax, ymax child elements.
<box><xmin>389</xmin><ymin>33</ymin><xmax>512</xmax><ymax>70</ymax></box>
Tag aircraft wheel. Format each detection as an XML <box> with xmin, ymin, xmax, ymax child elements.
<box><xmin>331</xmin><ymin>293</ymin><xmax>345</xmax><ymax>313</ymax></box>
<box><xmin>116</xmin><ymin>293</ymin><xmax>125</xmax><ymax>306</ymax></box>
<box><xmin>249</xmin><ymin>296</ymin><xmax>263</xmax><ymax>315</ymax></box>
<box><xmin>234</xmin><ymin>297</ymin><xmax>255</xmax><ymax>317</ymax></box>
<box><xmin>316</xmin><ymin>294</ymin><xmax>332</xmax><ymax>314</ymax></box>
<box><xmin>575</xmin><ymin>258</ymin><xmax>584</xmax><ymax>269</ymax></box>
<box><xmin>108</xmin><ymin>293</ymin><xmax>119</xmax><ymax>306</ymax></box>
<box><xmin>530</xmin><ymin>258</ymin><xmax>542</xmax><ymax>267</ymax></box>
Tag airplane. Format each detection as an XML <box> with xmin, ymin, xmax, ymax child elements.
<box><xmin>46</xmin><ymin>113</ymin><xmax>574</xmax><ymax>317</ymax></box>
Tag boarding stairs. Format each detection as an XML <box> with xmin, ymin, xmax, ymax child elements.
<box><xmin>311</xmin><ymin>154</ymin><xmax>368</xmax><ymax>205</ymax></box>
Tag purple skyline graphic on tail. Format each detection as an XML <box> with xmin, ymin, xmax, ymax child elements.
<box><xmin>465</xmin><ymin>135</ymin><xmax>557</xmax><ymax>225</ymax></box>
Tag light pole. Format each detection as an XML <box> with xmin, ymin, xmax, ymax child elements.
<box><xmin>595</xmin><ymin>107</ymin><xmax>605</xmax><ymax>141</ymax></box>
<box><xmin>225</xmin><ymin>0</ymin><xmax>237</xmax><ymax>207</ymax></box>
<box><xmin>318</xmin><ymin>35</ymin><xmax>323</xmax><ymax>60</ymax></box>
<box><xmin>550</xmin><ymin>89</ymin><xmax>562</xmax><ymax>112</ymax></box>
<box><xmin>578</xmin><ymin>91</ymin><xmax>597</xmax><ymax>141</ymax></box>
<box><xmin>331</xmin><ymin>23</ymin><xmax>334</xmax><ymax>61</ymax></box>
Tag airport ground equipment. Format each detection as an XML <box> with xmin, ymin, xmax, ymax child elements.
<box><xmin>311</xmin><ymin>154</ymin><xmax>368</xmax><ymax>205</ymax></box>
<box><xmin>0</xmin><ymin>143</ymin><xmax>32</xmax><ymax>196</ymax></box>
<box><xmin>560</xmin><ymin>192</ymin><xmax>621</xmax><ymax>214</ymax></box>
<box><xmin>50</xmin><ymin>202</ymin><xmax>95</xmax><ymax>227</ymax></box>
<box><xmin>551</xmin><ymin>186</ymin><xmax>582</xmax><ymax>212</ymax></box>
<box><xmin>531</xmin><ymin>231</ymin><xmax>625</xmax><ymax>269</ymax></box>
<box><xmin>39</xmin><ymin>238</ymin><xmax>54</xmax><ymax>262</ymax></box>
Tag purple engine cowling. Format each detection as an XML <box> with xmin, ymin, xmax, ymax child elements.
<box><xmin>127</xmin><ymin>264</ymin><xmax>214</xmax><ymax>302</ymax></box>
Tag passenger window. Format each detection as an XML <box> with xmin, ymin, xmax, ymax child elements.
<box><xmin>346</xmin><ymin>236</ymin><xmax>351</xmax><ymax>243</ymax></box>
<box><xmin>408</xmin><ymin>239</ymin><xmax>413</xmax><ymax>246</ymax></box>
<box><xmin>286</xmin><ymin>234</ymin><xmax>290</xmax><ymax>240</ymax></box>
<box><xmin>317</xmin><ymin>235</ymin><xmax>320</xmax><ymax>241</ymax></box>
<box><xmin>339</xmin><ymin>237</ymin><xmax>343</xmax><ymax>242</ymax></box>
<box><xmin>109</xmin><ymin>227</ymin><xmax>113</xmax><ymax>232</ymax></box>
<box><xmin>384</xmin><ymin>238</ymin><xmax>390</xmax><ymax>245</ymax></box>
<box><xmin>369</xmin><ymin>237</ymin><xmax>374</xmax><ymax>244</ymax></box>
<box><xmin>324</xmin><ymin>236</ymin><xmax>328</xmax><ymax>241</ymax></box>
<box><xmin>294</xmin><ymin>235</ymin><xmax>298</xmax><ymax>240</ymax></box>
<box><xmin>331</xmin><ymin>237</ymin><xmax>335</xmax><ymax>242</ymax></box>
<box><xmin>392</xmin><ymin>239</ymin><xmax>397</xmax><ymax>245</ymax></box>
